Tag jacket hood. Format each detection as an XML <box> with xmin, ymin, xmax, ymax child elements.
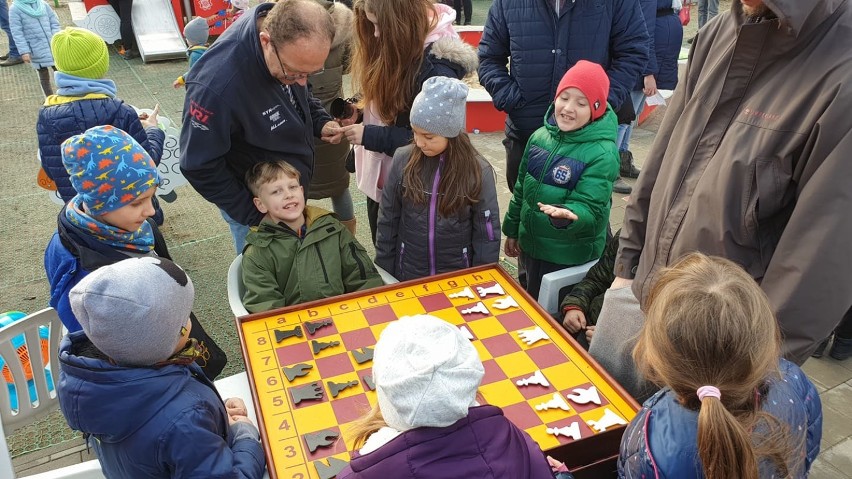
<box><xmin>429</xmin><ymin>37</ymin><xmax>479</xmax><ymax>77</ymax></box>
<box><xmin>323</xmin><ymin>0</ymin><xmax>353</xmax><ymax>50</ymax></box>
<box><xmin>543</xmin><ymin>103</ymin><xmax>618</xmax><ymax>144</ymax></box>
<box><xmin>57</xmin><ymin>331</ymin><xmax>200</xmax><ymax>442</ymax></box>
<box><xmin>741</xmin><ymin>0</ymin><xmax>840</xmax><ymax>38</ymax></box>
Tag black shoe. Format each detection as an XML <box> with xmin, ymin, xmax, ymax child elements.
<box><xmin>812</xmin><ymin>336</ymin><xmax>831</xmax><ymax>358</ymax></box>
<box><xmin>613</xmin><ymin>177</ymin><xmax>632</xmax><ymax>195</ymax></box>
<box><xmin>463</xmin><ymin>21</ymin><xmax>471</xmax><ymax>25</ymax></box>
<box><xmin>620</xmin><ymin>150</ymin><xmax>641</xmax><ymax>178</ymax></box>
<box><xmin>121</xmin><ymin>48</ymin><xmax>139</xmax><ymax>60</ymax></box>
<box><xmin>0</xmin><ymin>56</ymin><xmax>24</xmax><ymax>66</ymax></box>
<box><xmin>829</xmin><ymin>336</ymin><xmax>852</xmax><ymax>360</ymax></box>
<box><xmin>0</xmin><ymin>52</ymin><xmax>8</xmax><ymax>61</ymax></box>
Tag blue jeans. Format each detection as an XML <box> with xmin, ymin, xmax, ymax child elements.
<box><xmin>220</xmin><ymin>209</ymin><xmax>250</xmax><ymax>254</ymax></box>
<box><xmin>0</xmin><ymin>0</ymin><xmax>20</xmax><ymax>58</ymax></box>
<box><xmin>616</xmin><ymin>90</ymin><xmax>648</xmax><ymax>152</ymax></box>
<box><xmin>698</xmin><ymin>0</ymin><xmax>719</xmax><ymax>28</ymax></box>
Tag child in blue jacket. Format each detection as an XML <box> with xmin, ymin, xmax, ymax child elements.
<box><xmin>619</xmin><ymin>253</ymin><xmax>822</xmax><ymax>478</ymax></box>
<box><xmin>173</xmin><ymin>17</ymin><xmax>209</xmax><ymax>88</ymax></box>
<box><xmin>8</xmin><ymin>0</ymin><xmax>60</xmax><ymax>96</ymax></box>
<box><xmin>57</xmin><ymin>256</ymin><xmax>265</xmax><ymax>478</ymax></box>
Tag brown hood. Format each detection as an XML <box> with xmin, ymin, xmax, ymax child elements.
<box><xmin>741</xmin><ymin>0</ymin><xmax>843</xmax><ymax>37</ymax></box>
<box><xmin>324</xmin><ymin>0</ymin><xmax>353</xmax><ymax>50</ymax></box>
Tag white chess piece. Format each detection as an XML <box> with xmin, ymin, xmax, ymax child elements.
<box><xmin>566</xmin><ymin>386</ymin><xmax>601</xmax><ymax>405</ymax></box>
<box><xmin>461</xmin><ymin>302</ymin><xmax>489</xmax><ymax>315</ymax></box>
<box><xmin>535</xmin><ymin>393</ymin><xmax>570</xmax><ymax>412</ymax></box>
<box><xmin>459</xmin><ymin>326</ymin><xmax>474</xmax><ymax>341</ymax></box>
<box><xmin>518</xmin><ymin>326</ymin><xmax>549</xmax><ymax>345</ymax></box>
<box><xmin>546</xmin><ymin>422</ymin><xmax>581</xmax><ymax>440</ymax></box>
<box><xmin>586</xmin><ymin>408</ymin><xmax>627</xmax><ymax>432</ymax></box>
<box><xmin>476</xmin><ymin>283</ymin><xmax>505</xmax><ymax>297</ymax></box>
<box><xmin>516</xmin><ymin>369</ymin><xmax>549</xmax><ymax>387</ymax></box>
<box><xmin>449</xmin><ymin>287</ymin><xmax>475</xmax><ymax>299</ymax></box>
<box><xmin>492</xmin><ymin>296</ymin><xmax>519</xmax><ymax>310</ymax></box>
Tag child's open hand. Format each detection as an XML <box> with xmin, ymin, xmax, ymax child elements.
<box><xmin>538</xmin><ymin>202</ymin><xmax>578</xmax><ymax>221</ymax></box>
<box><xmin>504</xmin><ymin>238</ymin><xmax>520</xmax><ymax>258</ymax></box>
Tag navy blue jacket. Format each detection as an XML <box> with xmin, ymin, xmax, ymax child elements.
<box><xmin>37</xmin><ymin>98</ymin><xmax>165</xmax><ymax>202</ymax></box>
<box><xmin>57</xmin><ymin>332</ymin><xmax>265</xmax><ymax>478</ymax></box>
<box><xmin>649</xmin><ymin>0</ymin><xmax>682</xmax><ymax>90</ymax></box>
<box><xmin>478</xmin><ymin>0</ymin><xmax>649</xmax><ymax>134</ymax></box>
<box><xmin>180</xmin><ymin>4</ymin><xmax>333</xmax><ymax>226</ymax></box>
<box><xmin>618</xmin><ymin>359</ymin><xmax>822</xmax><ymax>478</ymax></box>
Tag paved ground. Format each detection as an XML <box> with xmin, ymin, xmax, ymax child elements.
<box><xmin>1</xmin><ymin>1</ymin><xmax>850</xmax><ymax>477</ymax></box>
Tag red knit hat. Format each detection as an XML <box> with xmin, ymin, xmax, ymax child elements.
<box><xmin>555</xmin><ymin>60</ymin><xmax>610</xmax><ymax>121</ymax></box>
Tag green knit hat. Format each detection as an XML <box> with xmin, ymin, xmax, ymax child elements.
<box><xmin>51</xmin><ymin>27</ymin><xmax>110</xmax><ymax>79</ymax></box>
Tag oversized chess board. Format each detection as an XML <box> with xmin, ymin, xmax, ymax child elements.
<box><xmin>236</xmin><ymin>265</ymin><xmax>640</xmax><ymax>479</ymax></box>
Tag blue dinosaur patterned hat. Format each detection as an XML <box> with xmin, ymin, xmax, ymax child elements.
<box><xmin>62</xmin><ymin>125</ymin><xmax>159</xmax><ymax>214</ymax></box>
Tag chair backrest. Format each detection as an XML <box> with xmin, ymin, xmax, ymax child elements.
<box><xmin>537</xmin><ymin>260</ymin><xmax>599</xmax><ymax>316</ymax></box>
<box><xmin>0</xmin><ymin>308</ymin><xmax>63</xmax><ymax>435</ymax></box>
<box><xmin>227</xmin><ymin>255</ymin><xmax>250</xmax><ymax>317</ymax></box>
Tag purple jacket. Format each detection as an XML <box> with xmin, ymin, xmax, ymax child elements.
<box><xmin>338</xmin><ymin>405</ymin><xmax>555</xmax><ymax>479</ymax></box>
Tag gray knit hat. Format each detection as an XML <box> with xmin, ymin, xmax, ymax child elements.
<box><xmin>410</xmin><ymin>76</ymin><xmax>469</xmax><ymax>138</ymax></box>
<box><xmin>69</xmin><ymin>257</ymin><xmax>195</xmax><ymax>366</ymax></box>
<box><xmin>373</xmin><ymin>314</ymin><xmax>484</xmax><ymax>432</ymax></box>
<box><xmin>183</xmin><ymin>17</ymin><xmax>209</xmax><ymax>46</ymax></box>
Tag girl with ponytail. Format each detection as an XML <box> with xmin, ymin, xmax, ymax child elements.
<box><xmin>618</xmin><ymin>253</ymin><xmax>823</xmax><ymax>478</ymax></box>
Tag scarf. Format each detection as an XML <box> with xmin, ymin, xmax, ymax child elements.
<box><xmin>153</xmin><ymin>338</ymin><xmax>211</xmax><ymax>368</ymax></box>
<box><xmin>13</xmin><ymin>0</ymin><xmax>46</xmax><ymax>17</ymax></box>
<box><xmin>65</xmin><ymin>196</ymin><xmax>155</xmax><ymax>252</ymax></box>
<box><xmin>54</xmin><ymin>72</ymin><xmax>118</xmax><ymax>98</ymax></box>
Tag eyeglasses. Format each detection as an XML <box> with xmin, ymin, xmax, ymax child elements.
<box><xmin>269</xmin><ymin>40</ymin><xmax>325</xmax><ymax>82</ymax></box>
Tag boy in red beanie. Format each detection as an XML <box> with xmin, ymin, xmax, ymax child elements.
<box><xmin>503</xmin><ymin>60</ymin><xmax>620</xmax><ymax>299</ymax></box>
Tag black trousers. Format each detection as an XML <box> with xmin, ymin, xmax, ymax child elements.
<box><xmin>453</xmin><ymin>0</ymin><xmax>472</xmax><ymax>23</ymax></box>
<box><xmin>836</xmin><ymin>307</ymin><xmax>852</xmax><ymax>339</ymax></box>
<box><xmin>502</xmin><ymin>125</ymin><xmax>534</xmax><ymax>192</ymax></box>
<box><xmin>366</xmin><ymin>197</ymin><xmax>380</xmax><ymax>247</ymax></box>
<box><xmin>107</xmin><ymin>0</ymin><xmax>136</xmax><ymax>51</ymax></box>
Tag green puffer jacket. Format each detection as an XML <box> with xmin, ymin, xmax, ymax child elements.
<box><xmin>503</xmin><ymin>104</ymin><xmax>618</xmax><ymax>265</ymax></box>
<box><xmin>241</xmin><ymin>206</ymin><xmax>383</xmax><ymax>313</ymax></box>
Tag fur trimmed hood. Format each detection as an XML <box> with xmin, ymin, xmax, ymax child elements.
<box><xmin>326</xmin><ymin>0</ymin><xmax>353</xmax><ymax>50</ymax></box>
<box><xmin>429</xmin><ymin>36</ymin><xmax>479</xmax><ymax>76</ymax></box>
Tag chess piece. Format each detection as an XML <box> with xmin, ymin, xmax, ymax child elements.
<box><xmin>282</xmin><ymin>363</ymin><xmax>313</xmax><ymax>382</ymax></box>
<box><xmin>305</xmin><ymin>318</ymin><xmax>333</xmax><ymax>335</ymax></box>
<box><xmin>311</xmin><ymin>339</ymin><xmax>341</xmax><ymax>355</ymax></box>
<box><xmin>328</xmin><ymin>380</ymin><xmax>359</xmax><ymax>398</ymax></box>
<box><xmin>492</xmin><ymin>296</ymin><xmax>519</xmax><ymax>310</ymax></box>
<box><xmin>461</xmin><ymin>302</ymin><xmax>489</xmax><ymax>315</ymax></box>
<box><xmin>291</xmin><ymin>381</ymin><xmax>324</xmax><ymax>404</ymax></box>
<box><xmin>352</xmin><ymin>347</ymin><xmax>374</xmax><ymax>364</ymax></box>
<box><xmin>535</xmin><ymin>392</ymin><xmax>571</xmax><ymax>412</ymax></box>
<box><xmin>459</xmin><ymin>325</ymin><xmax>474</xmax><ymax>340</ymax></box>
<box><xmin>546</xmin><ymin>422</ymin><xmax>582</xmax><ymax>440</ymax></box>
<box><xmin>516</xmin><ymin>369</ymin><xmax>549</xmax><ymax>387</ymax></box>
<box><xmin>518</xmin><ymin>326</ymin><xmax>549</xmax><ymax>345</ymax></box>
<box><xmin>448</xmin><ymin>287</ymin><xmax>475</xmax><ymax>299</ymax></box>
<box><xmin>362</xmin><ymin>374</ymin><xmax>376</xmax><ymax>391</ymax></box>
<box><xmin>274</xmin><ymin>325</ymin><xmax>303</xmax><ymax>343</ymax></box>
<box><xmin>476</xmin><ymin>283</ymin><xmax>505</xmax><ymax>297</ymax></box>
<box><xmin>566</xmin><ymin>386</ymin><xmax>601</xmax><ymax>405</ymax></box>
<box><xmin>587</xmin><ymin>408</ymin><xmax>627</xmax><ymax>432</ymax></box>
<box><xmin>314</xmin><ymin>457</ymin><xmax>349</xmax><ymax>479</ymax></box>
<box><xmin>304</xmin><ymin>429</ymin><xmax>339</xmax><ymax>453</ymax></box>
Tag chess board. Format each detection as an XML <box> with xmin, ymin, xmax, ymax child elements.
<box><xmin>235</xmin><ymin>265</ymin><xmax>640</xmax><ymax>479</ymax></box>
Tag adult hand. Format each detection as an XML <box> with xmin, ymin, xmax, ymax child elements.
<box><xmin>225</xmin><ymin>397</ymin><xmax>248</xmax><ymax>418</ymax></box>
<box><xmin>504</xmin><ymin>238</ymin><xmax>520</xmax><ymax>258</ymax></box>
<box><xmin>562</xmin><ymin>309</ymin><xmax>587</xmax><ymax>334</ymax></box>
<box><xmin>140</xmin><ymin>104</ymin><xmax>160</xmax><ymax>129</ymax></box>
<box><xmin>538</xmin><ymin>202</ymin><xmax>578</xmax><ymax>221</ymax></box>
<box><xmin>338</xmin><ymin>105</ymin><xmax>360</xmax><ymax>127</ymax></box>
<box><xmin>611</xmin><ymin>276</ymin><xmax>633</xmax><ymax>289</ymax></box>
<box><xmin>340</xmin><ymin>124</ymin><xmax>365</xmax><ymax>146</ymax></box>
<box><xmin>585</xmin><ymin>325</ymin><xmax>596</xmax><ymax>343</ymax></box>
<box><xmin>21</xmin><ymin>53</ymin><xmax>31</xmax><ymax>63</ymax></box>
<box><xmin>321</xmin><ymin>120</ymin><xmax>344</xmax><ymax>144</ymax></box>
<box><xmin>643</xmin><ymin>75</ymin><xmax>658</xmax><ymax>97</ymax></box>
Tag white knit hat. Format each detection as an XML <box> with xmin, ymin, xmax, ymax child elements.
<box><xmin>373</xmin><ymin>314</ymin><xmax>484</xmax><ymax>431</ymax></box>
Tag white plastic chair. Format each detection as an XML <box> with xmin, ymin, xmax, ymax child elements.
<box><xmin>537</xmin><ymin>260</ymin><xmax>599</xmax><ymax>316</ymax></box>
<box><xmin>226</xmin><ymin>255</ymin><xmax>399</xmax><ymax>317</ymax></box>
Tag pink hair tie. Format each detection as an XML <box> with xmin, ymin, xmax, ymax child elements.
<box><xmin>697</xmin><ymin>386</ymin><xmax>721</xmax><ymax>401</ymax></box>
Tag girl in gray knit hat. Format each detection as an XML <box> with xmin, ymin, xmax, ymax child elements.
<box><xmin>374</xmin><ymin>76</ymin><xmax>501</xmax><ymax>281</ymax></box>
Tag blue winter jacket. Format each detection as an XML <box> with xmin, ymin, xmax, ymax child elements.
<box><xmin>37</xmin><ymin>97</ymin><xmax>165</xmax><ymax>202</ymax></box>
<box><xmin>634</xmin><ymin>0</ymin><xmax>682</xmax><ymax>90</ymax></box>
<box><xmin>8</xmin><ymin>1</ymin><xmax>59</xmax><ymax>68</ymax></box>
<box><xmin>478</xmin><ymin>0</ymin><xmax>650</xmax><ymax>134</ymax></box>
<box><xmin>618</xmin><ymin>359</ymin><xmax>822</xmax><ymax>478</ymax></box>
<box><xmin>56</xmin><ymin>332</ymin><xmax>265</xmax><ymax>478</ymax></box>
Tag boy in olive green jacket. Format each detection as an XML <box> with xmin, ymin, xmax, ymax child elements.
<box><xmin>241</xmin><ymin>160</ymin><xmax>383</xmax><ymax>313</ymax></box>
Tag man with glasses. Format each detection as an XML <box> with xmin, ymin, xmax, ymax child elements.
<box><xmin>180</xmin><ymin>0</ymin><xmax>344</xmax><ymax>253</ymax></box>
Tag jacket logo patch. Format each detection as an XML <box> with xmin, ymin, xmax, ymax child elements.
<box><xmin>189</xmin><ymin>100</ymin><xmax>213</xmax><ymax>125</ymax></box>
<box><xmin>263</xmin><ymin>104</ymin><xmax>286</xmax><ymax>131</ymax></box>
<box><xmin>552</xmin><ymin>164</ymin><xmax>571</xmax><ymax>184</ymax></box>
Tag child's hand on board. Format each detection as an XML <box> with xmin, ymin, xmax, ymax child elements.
<box><xmin>538</xmin><ymin>202</ymin><xmax>578</xmax><ymax>221</ymax></box>
<box><xmin>504</xmin><ymin>238</ymin><xmax>520</xmax><ymax>257</ymax></box>
<box><xmin>562</xmin><ymin>308</ymin><xmax>587</xmax><ymax>334</ymax></box>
